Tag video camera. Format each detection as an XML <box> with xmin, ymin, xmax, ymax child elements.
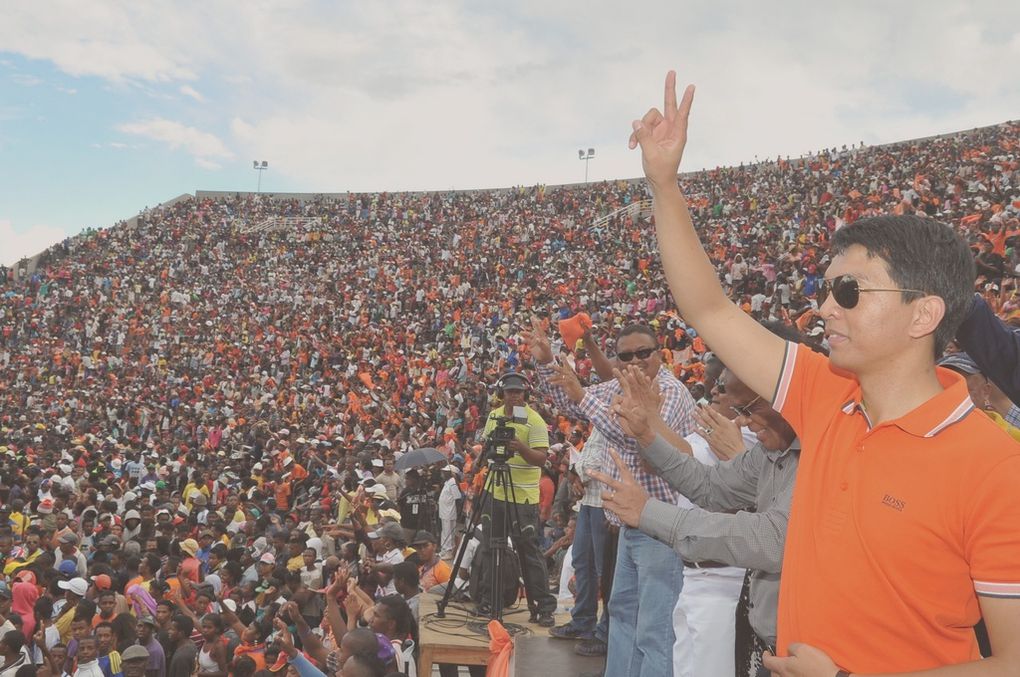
<box><xmin>484</xmin><ymin>406</ymin><xmax>529</xmax><ymax>463</ymax></box>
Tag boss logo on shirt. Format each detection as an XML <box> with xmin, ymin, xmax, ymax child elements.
<box><xmin>881</xmin><ymin>494</ymin><xmax>906</xmax><ymax>512</ymax></box>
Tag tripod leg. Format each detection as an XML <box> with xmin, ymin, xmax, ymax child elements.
<box><xmin>504</xmin><ymin>475</ymin><xmax>551</xmax><ymax>620</ymax></box>
<box><xmin>435</xmin><ymin>475</ymin><xmax>490</xmax><ymax>617</ymax></box>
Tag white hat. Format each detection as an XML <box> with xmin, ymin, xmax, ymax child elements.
<box><xmin>443</xmin><ymin>464</ymin><xmax>460</xmax><ymax>474</ymax></box>
<box><xmin>58</xmin><ymin>577</ymin><xmax>88</xmax><ymax>596</ymax></box>
<box><xmin>371</xmin><ymin>459</ymin><xmax>384</xmax><ymax>468</ymax></box>
<box><xmin>252</xmin><ymin>463</ymin><xmax>263</xmax><ymax>471</ymax></box>
<box><xmin>366</xmin><ymin>484</ymin><xmax>388</xmax><ymax>498</ymax></box>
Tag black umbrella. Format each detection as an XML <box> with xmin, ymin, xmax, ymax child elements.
<box><xmin>394</xmin><ymin>447</ymin><xmax>447</xmax><ymax>473</ymax></box>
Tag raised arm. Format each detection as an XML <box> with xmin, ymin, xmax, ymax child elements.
<box><xmin>582</xmin><ymin>330</ymin><xmax>616</xmax><ymax>382</ymax></box>
<box><xmin>629</xmin><ymin>72</ymin><xmax>785</xmax><ymax>401</ymax></box>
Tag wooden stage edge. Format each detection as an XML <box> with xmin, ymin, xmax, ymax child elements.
<box><xmin>418</xmin><ymin>591</ymin><xmax>593</xmax><ymax>676</ymax></box>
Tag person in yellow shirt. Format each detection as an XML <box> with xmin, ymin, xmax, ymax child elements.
<box><xmin>285</xmin><ymin>533</ymin><xmax>306</xmax><ymax>572</ymax></box>
<box><xmin>53</xmin><ymin>577</ymin><xmax>88</xmax><ymax>642</ymax></box>
<box><xmin>182</xmin><ymin>472</ymin><xmax>211</xmax><ymax>510</ymax></box>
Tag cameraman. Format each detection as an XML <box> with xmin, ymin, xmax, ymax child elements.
<box><xmin>476</xmin><ymin>372</ymin><xmax>557</xmax><ymax>627</ymax></box>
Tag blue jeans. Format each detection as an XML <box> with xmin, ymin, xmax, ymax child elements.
<box><xmin>565</xmin><ymin>505</ymin><xmax>609</xmax><ymax>639</ymax></box>
<box><xmin>606</xmin><ymin>526</ymin><xmax>684</xmax><ymax>677</ymax></box>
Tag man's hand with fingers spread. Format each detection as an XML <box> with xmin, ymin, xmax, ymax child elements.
<box><xmin>589</xmin><ymin>449</ymin><xmax>649</xmax><ymax>528</ymax></box>
<box><xmin>611</xmin><ymin>365</ymin><xmax>668</xmax><ymax>447</ymax></box>
<box><xmin>520</xmin><ymin>316</ymin><xmax>554</xmax><ymax>365</ymax></box>
<box><xmin>548</xmin><ymin>359</ymin><xmax>585</xmax><ymax>404</ymax></box>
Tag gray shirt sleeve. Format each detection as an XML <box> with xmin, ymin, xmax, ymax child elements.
<box><xmin>639</xmin><ymin>433</ymin><xmax>760</xmax><ymax>512</ymax></box>
<box><xmin>639</xmin><ymin>491</ymin><xmax>789</xmax><ymax>573</ymax></box>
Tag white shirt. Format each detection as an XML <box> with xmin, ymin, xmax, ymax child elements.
<box><xmin>438</xmin><ymin>477</ymin><xmax>461</xmax><ymax>520</ymax></box>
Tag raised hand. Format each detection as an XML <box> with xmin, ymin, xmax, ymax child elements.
<box><xmin>628</xmin><ymin>71</ymin><xmax>696</xmax><ymax>190</ymax></box>
<box><xmin>610</xmin><ymin>368</ymin><xmax>655</xmax><ymax>443</ymax></box>
<box><xmin>273</xmin><ymin>617</ymin><xmax>297</xmax><ymax>657</ymax></box>
<box><xmin>694</xmin><ymin>405</ymin><xmax>746</xmax><ymax>461</ymax></box>
<box><xmin>548</xmin><ymin>359</ymin><xmax>585</xmax><ymax>403</ymax></box>
<box><xmin>615</xmin><ymin>366</ymin><xmax>662</xmax><ymax>413</ymax></box>
<box><xmin>326</xmin><ymin>568</ymin><xmax>349</xmax><ymax>598</ymax></box>
<box><xmin>520</xmin><ymin>316</ymin><xmax>554</xmax><ymax>365</ymax></box>
<box><xmin>588</xmin><ymin>450</ymin><xmax>648</xmax><ymax>528</ymax></box>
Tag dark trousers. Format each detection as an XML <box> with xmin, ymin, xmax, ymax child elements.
<box><xmin>735</xmin><ymin>571</ymin><xmax>772</xmax><ymax>677</ymax></box>
<box><xmin>477</xmin><ymin>499</ymin><xmax>557</xmax><ymax>614</ymax></box>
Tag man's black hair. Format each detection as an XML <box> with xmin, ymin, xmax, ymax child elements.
<box><xmin>830</xmin><ymin>215</ymin><xmax>975</xmax><ymax>356</ymax></box>
<box><xmin>391</xmin><ymin>561</ymin><xmax>419</xmax><ymax>589</ymax></box>
<box><xmin>1</xmin><ymin>630</ymin><xmax>24</xmax><ymax>654</ymax></box>
<box><xmin>171</xmin><ymin>614</ymin><xmax>193</xmax><ymax>636</ymax></box>
<box><xmin>617</xmin><ymin>323</ymin><xmax>657</xmax><ymax>344</ymax></box>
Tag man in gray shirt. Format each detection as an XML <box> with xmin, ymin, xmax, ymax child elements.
<box><xmin>592</xmin><ymin>365</ymin><xmax>798</xmax><ymax>676</ymax></box>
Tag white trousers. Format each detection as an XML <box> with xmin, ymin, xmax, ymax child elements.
<box><xmin>558</xmin><ymin>544</ymin><xmax>575</xmax><ymax>602</ymax></box>
<box><xmin>672</xmin><ymin>565</ymin><xmax>745</xmax><ymax>677</ymax></box>
<box><xmin>440</xmin><ymin>517</ymin><xmax>457</xmax><ymax>556</ymax></box>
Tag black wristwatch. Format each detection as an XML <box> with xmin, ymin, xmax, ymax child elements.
<box><xmin>836</xmin><ymin>671</ymin><xmax>851</xmax><ymax>677</ymax></box>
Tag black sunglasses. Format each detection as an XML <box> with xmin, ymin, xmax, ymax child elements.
<box><xmin>817</xmin><ymin>274</ymin><xmax>925</xmax><ymax>310</ymax></box>
<box><xmin>733</xmin><ymin>395</ymin><xmax>762</xmax><ymax>419</ymax></box>
<box><xmin>617</xmin><ymin>347</ymin><xmax>656</xmax><ymax>362</ymax></box>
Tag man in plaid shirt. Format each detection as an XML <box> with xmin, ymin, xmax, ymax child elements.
<box><xmin>526</xmin><ymin>319</ymin><xmax>696</xmax><ymax>676</ymax></box>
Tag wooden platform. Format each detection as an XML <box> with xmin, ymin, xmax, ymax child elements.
<box><xmin>512</xmin><ymin>635</ymin><xmax>606</xmax><ymax>676</ymax></box>
<box><xmin>418</xmin><ymin>592</ymin><xmax>589</xmax><ymax>676</ymax></box>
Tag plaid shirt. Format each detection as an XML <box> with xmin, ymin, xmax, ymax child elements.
<box><xmin>1006</xmin><ymin>405</ymin><xmax>1020</xmax><ymax>430</ymax></box>
<box><xmin>538</xmin><ymin>364</ymin><xmax>696</xmax><ymax>526</ymax></box>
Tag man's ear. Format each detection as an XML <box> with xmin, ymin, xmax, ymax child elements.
<box><xmin>909</xmin><ymin>295</ymin><xmax>946</xmax><ymax>341</ymax></box>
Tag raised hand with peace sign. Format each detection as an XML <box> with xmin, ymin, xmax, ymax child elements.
<box><xmin>628</xmin><ymin>71</ymin><xmax>696</xmax><ymax>191</ymax></box>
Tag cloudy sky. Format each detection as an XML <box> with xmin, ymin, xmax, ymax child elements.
<box><xmin>1</xmin><ymin>1</ymin><xmax>1018</xmax><ymax>265</ymax></box>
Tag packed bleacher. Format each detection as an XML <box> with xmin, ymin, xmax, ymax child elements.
<box><xmin>0</xmin><ymin>119</ymin><xmax>1017</xmax><ymax>677</ymax></box>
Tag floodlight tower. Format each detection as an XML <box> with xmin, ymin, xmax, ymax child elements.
<box><xmin>578</xmin><ymin>148</ymin><xmax>595</xmax><ymax>183</ymax></box>
<box><xmin>253</xmin><ymin>160</ymin><xmax>269</xmax><ymax>193</ymax></box>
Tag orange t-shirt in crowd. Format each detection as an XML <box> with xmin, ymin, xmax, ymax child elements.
<box><xmin>274</xmin><ymin>481</ymin><xmax>292</xmax><ymax>510</ymax></box>
<box><xmin>772</xmin><ymin>341</ymin><xmax>1020</xmax><ymax>673</ymax></box>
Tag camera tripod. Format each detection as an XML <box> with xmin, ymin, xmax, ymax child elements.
<box><xmin>435</xmin><ymin>453</ymin><xmax>540</xmax><ymax>626</ymax></box>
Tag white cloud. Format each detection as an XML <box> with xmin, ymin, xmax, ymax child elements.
<box><xmin>195</xmin><ymin>157</ymin><xmax>222</xmax><ymax>170</ymax></box>
<box><xmin>55</xmin><ymin>86</ymin><xmax>77</xmax><ymax>95</ymax></box>
<box><xmin>179</xmin><ymin>85</ymin><xmax>204</xmax><ymax>102</ymax></box>
<box><xmin>0</xmin><ymin>218</ymin><xmax>69</xmax><ymax>266</ymax></box>
<box><xmin>11</xmin><ymin>73</ymin><xmax>41</xmax><ymax>86</ymax></box>
<box><xmin>2</xmin><ymin>1</ymin><xmax>1019</xmax><ymax>192</ymax></box>
<box><xmin>117</xmin><ymin>117</ymin><xmax>233</xmax><ymax>166</ymax></box>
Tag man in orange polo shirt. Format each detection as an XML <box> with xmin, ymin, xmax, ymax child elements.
<box><xmin>620</xmin><ymin>71</ymin><xmax>1020</xmax><ymax>675</ymax></box>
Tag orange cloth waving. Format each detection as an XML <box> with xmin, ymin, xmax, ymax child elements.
<box><xmin>558</xmin><ymin>313</ymin><xmax>592</xmax><ymax>353</ymax></box>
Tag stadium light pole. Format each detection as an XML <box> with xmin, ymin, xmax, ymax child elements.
<box><xmin>578</xmin><ymin>148</ymin><xmax>595</xmax><ymax>183</ymax></box>
<box><xmin>253</xmin><ymin>160</ymin><xmax>269</xmax><ymax>193</ymax></box>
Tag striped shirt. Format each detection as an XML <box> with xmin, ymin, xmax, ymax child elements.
<box><xmin>538</xmin><ymin>365</ymin><xmax>696</xmax><ymax>526</ymax></box>
<box><xmin>481</xmin><ymin>405</ymin><xmax>550</xmax><ymax>504</ymax></box>
<box><xmin>575</xmin><ymin>428</ymin><xmax>607</xmax><ymax>508</ymax></box>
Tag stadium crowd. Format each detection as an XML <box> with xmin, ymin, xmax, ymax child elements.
<box><xmin>0</xmin><ymin>117</ymin><xmax>1017</xmax><ymax>677</ymax></box>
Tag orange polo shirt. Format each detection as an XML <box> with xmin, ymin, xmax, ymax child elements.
<box><xmin>773</xmin><ymin>341</ymin><xmax>1020</xmax><ymax>673</ymax></box>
